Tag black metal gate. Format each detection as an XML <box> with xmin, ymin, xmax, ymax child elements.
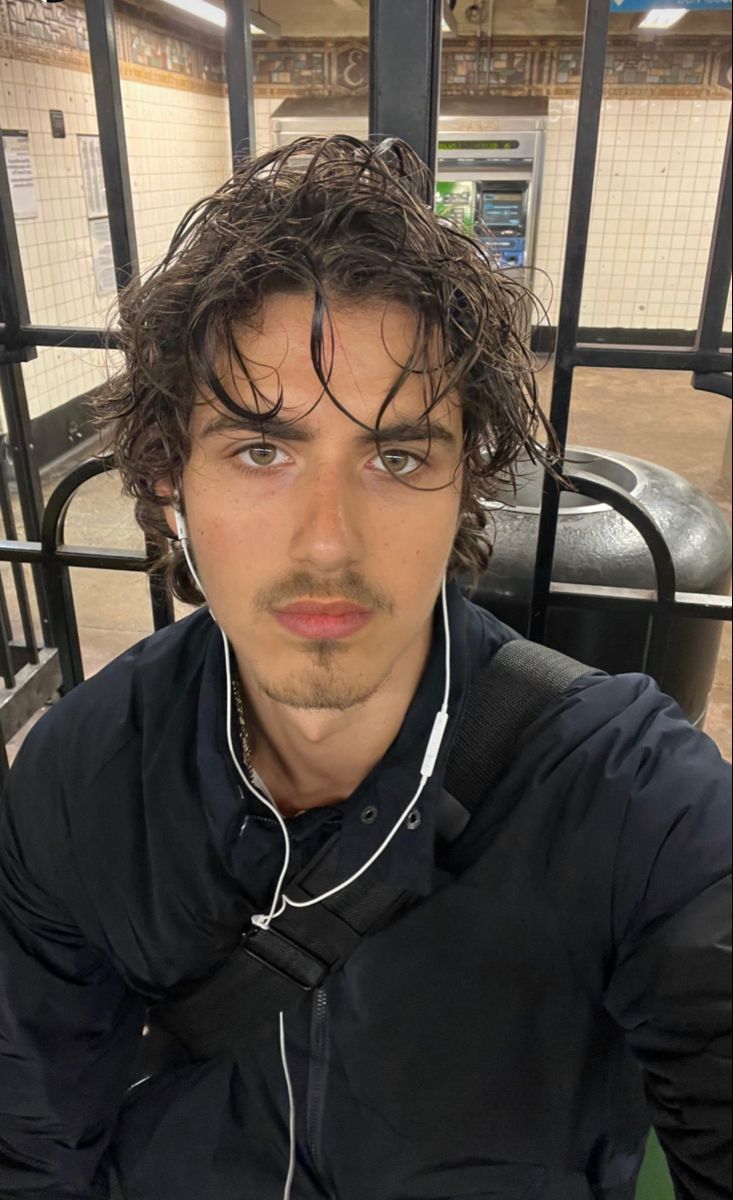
<box><xmin>0</xmin><ymin>0</ymin><xmax>731</xmax><ymax>785</ymax></box>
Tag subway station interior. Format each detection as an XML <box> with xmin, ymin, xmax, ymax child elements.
<box><xmin>0</xmin><ymin>1</ymin><xmax>731</xmax><ymax>1197</ymax></box>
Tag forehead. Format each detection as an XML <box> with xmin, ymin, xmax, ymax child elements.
<box><xmin>241</xmin><ymin>291</ymin><xmax>426</xmax><ymax>375</ymax></box>
<box><xmin>193</xmin><ymin>292</ymin><xmax>458</xmax><ymax>432</ymax></box>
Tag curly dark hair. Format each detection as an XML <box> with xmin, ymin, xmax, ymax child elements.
<box><xmin>94</xmin><ymin>135</ymin><xmax>557</xmax><ymax>604</ymax></box>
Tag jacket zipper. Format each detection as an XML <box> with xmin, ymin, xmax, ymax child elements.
<box><xmin>307</xmin><ymin>988</ymin><xmax>331</xmax><ymax>1190</ymax></box>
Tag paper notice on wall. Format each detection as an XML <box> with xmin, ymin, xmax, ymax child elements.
<box><xmin>89</xmin><ymin>217</ymin><xmax>117</xmax><ymax>296</ymax></box>
<box><xmin>78</xmin><ymin>134</ymin><xmax>108</xmax><ymax>219</ymax></box>
<box><xmin>1</xmin><ymin>131</ymin><xmax>39</xmax><ymax>220</ymax></box>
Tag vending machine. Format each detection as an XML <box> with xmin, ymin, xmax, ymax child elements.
<box><xmin>271</xmin><ymin>100</ymin><xmax>546</xmax><ymax>280</ymax></box>
<box><xmin>435</xmin><ymin>130</ymin><xmax>544</xmax><ymax>277</ymax></box>
<box><xmin>476</xmin><ymin>182</ymin><xmax>530</xmax><ymax>267</ymax></box>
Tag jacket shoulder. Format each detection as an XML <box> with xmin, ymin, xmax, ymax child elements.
<box><xmin>7</xmin><ymin>606</ymin><xmax>214</xmax><ymax>789</ymax></box>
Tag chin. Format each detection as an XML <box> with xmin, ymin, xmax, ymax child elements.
<box><xmin>255</xmin><ymin>662</ymin><xmax>387</xmax><ymax>713</ymax></box>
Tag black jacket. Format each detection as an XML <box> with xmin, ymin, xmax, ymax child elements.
<box><xmin>1</xmin><ymin>582</ymin><xmax>730</xmax><ymax>1200</ymax></box>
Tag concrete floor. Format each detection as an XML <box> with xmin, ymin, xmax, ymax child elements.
<box><xmin>4</xmin><ymin>363</ymin><xmax>732</xmax><ymax>763</ymax></box>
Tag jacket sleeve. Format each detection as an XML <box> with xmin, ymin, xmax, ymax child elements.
<box><xmin>0</xmin><ymin>738</ymin><xmax>147</xmax><ymax>1200</ymax></box>
<box><xmin>601</xmin><ymin>681</ymin><xmax>732</xmax><ymax>1200</ymax></box>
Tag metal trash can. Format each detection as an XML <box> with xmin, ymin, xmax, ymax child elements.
<box><xmin>467</xmin><ymin>447</ymin><xmax>732</xmax><ymax>728</ymax></box>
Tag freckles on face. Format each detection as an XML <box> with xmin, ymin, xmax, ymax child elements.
<box><xmin>178</xmin><ymin>295</ymin><xmax>464</xmax><ymax>709</ymax></box>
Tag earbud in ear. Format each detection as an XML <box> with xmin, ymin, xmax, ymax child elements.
<box><xmin>174</xmin><ymin>507</ymin><xmax>188</xmax><ymax>543</ymax></box>
<box><xmin>171</xmin><ymin>492</ymin><xmax>211</xmax><ymax>614</ymax></box>
<box><xmin>170</xmin><ymin>491</ymin><xmax>188</xmax><ymax>542</ymax></box>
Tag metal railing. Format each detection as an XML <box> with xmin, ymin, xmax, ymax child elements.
<box><xmin>0</xmin><ymin>0</ymin><xmax>731</xmax><ymax>786</ymax></box>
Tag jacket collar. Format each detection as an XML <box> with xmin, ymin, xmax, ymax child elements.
<box><xmin>194</xmin><ymin>580</ymin><xmax>515</xmax><ymax>896</ymax></box>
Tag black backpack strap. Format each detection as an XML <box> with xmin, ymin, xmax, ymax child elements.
<box><xmin>439</xmin><ymin>638</ymin><xmax>597</xmax><ymax>841</ymax></box>
<box><xmin>146</xmin><ymin>829</ymin><xmax>416</xmax><ymax>1062</ymax></box>
<box><xmin>135</xmin><ymin>637</ymin><xmax>596</xmax><ymax>1074</ymax></box>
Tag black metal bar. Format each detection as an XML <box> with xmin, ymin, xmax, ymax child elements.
<box><xmin>2</xmin><ymin>537</ymin><xmax>729</xmax><ymax>621</ymax></box>
<box><xmin>49</xmin><ymin>547</ymin><xmax>145</xmax><ymax>571</ymax></box>
<box><xmin>0</xmin><ymin>364</ymin><xmax>53</xmax><ymax>644</ymax></box>
<box><xmin>0</xmin><ymin>324</ymin><xmax>120</xmax><ymax>353</ymax></box>
<box><xmin>573</xmin><ymin>345</ymin><xmax>731</xmax><ymax>372</ymax></box>
<box><xmin>549</xmin><ymin>582</ymin><xmax>732</xmax><ymax>622</ymax></box>
<box><xmin>369</xmin><ymin>0</ymin><xmax>442</xmax><ymax>193</ymax></box>
<box><xmin>39</xmin><ymin>455</ymin><xmax>174</xmax><ymax>679</ymax></box>
<box><xmin>13</xmin><ymin>563</ymin><xmax>39</xmax><ymax>664</ymax></box>
<box><xmin>529</xmin><ymin>0</ymin><xmax>610</xmax><ymax>643</ymax></box>
<box><xmin>0</xmin><ymin>138</ymin><xmax>37</xmax><ymax>365</ymax></box>
<box><xmin>0</xmin><ymin>567</ymin><xmax>14</xmax><ymax>662</ymax></box>
<box><xmin>4</xmin><ymin>328</ymin><xmax>726</xmax><ymax>371</ymax></box>
<box><xmin>565</xmin><ymin>469</ymin><xmax>676</xmax><ymax>678</ymax></box>
<box><xmin>84</xmin><ymin>0</ymin><xmax>139</xmax><ymax>290</ymax></box>
<box><xmin>565</xmin><ymin>471</ymin><xmax>677</xmax><ymax>602</ymax></box>
<box><xmin>7</xmin><ymin>326</ymin><xmax>724</xmax><ymax>371</ymax></box>
<box><xmin>0</xmin><ymin>541</ymin><xmax>147</xmax><ymax>569</ymax></box>
<box><xmin>0</xmin><ymin>455</ymin><xmax>38</xmax><ymax>663</ymax></box>
<box><xmin>0</xmin><ymin>582</ymin><xmax>15</xmax><ymax>689</ymax></box>
<box><xmin>0</xmin><ymin>739</ymin><xmax>8</xmax><ymax>788</ymax></box>
<box><xmin>44</xmin><ymin>455</ymin><xmax>112</xmax><ymax>510</ymax></box>
<box><xmin>223</xmin><ymin>0</ymin><xmax>256</xmax><ymax>167</ymax></box>
<box><xmin>0</xmin><ymin>365</ymin><xmax>47</xmax><ymax>536</ymax></box>
<box><xmin>692</xmin><ymin>373</ymin><xmax>732</xmax><ymax>399</ymax></box>
<box><xmin>39</xmin><ymin>460</ymin><xmax>100</xmax><ymax>692</ymax></box>
<box><xmin>695</xmin><ymin>111</ymin><xmax>733</xmax><ymax>355</ymax></box>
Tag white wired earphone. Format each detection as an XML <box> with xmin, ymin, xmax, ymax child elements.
<box><xmin>174</xmin><ymin>497</ymin><xmax>452</xmax><ymax>931</ymax></box>
<box><xmin>174</xmin><ymin>497</ymin><xmax>451</xmax><ymax>1200</ymax></box>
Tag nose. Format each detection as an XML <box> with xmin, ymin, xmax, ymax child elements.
<box><xmin>289</xmin><ymin>461</ymin><xmax>364</xmax><ymax>573</ymax></box>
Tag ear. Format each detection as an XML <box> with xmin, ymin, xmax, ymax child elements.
<box><xmin>154</xmin><ymin>478</ymin><xmax>182</xmax><ymax>540</ymax></box>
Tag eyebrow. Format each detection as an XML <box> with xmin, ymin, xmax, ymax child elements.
<box><xmin>202</xmin><ymin>410</ymin><xmax>457</xmax><ymax>447</ymax></box>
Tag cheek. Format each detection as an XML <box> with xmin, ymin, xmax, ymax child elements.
<box><xmin>387</xmin><ymin>501</ymin><xmax>461</xmax><ymax>573</ymax></box>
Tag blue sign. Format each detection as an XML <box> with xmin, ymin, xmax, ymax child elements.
<box><xmin>611</xmin><ymin>0</ymin><xmax>731</xmax><ymax>10</ymax></box>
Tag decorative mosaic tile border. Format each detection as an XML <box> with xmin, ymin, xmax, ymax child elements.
<box><xmin>1</xmin><ymin>0</ymin><xmax>730</xmax><ymax>100</ymax></box>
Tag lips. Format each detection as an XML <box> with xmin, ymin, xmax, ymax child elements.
<box><xmin>272</xmin><ymin>601</ymin><xmax>374</xmax><ymax>640</ymax></box>
<box><xmin>276</xmin><ymin>601</ymin><xmax>371</xmax><ymax>616</ymax></box>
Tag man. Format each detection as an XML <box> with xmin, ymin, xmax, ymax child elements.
<box><xmin>0</xmin><ymin>137</ymin><xmax>730</xmax><ymax>1200</ymax></box>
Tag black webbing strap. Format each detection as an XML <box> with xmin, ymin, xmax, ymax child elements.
<box><xmin>441</xmin><ymin>638</ymin><xmax>596</xmax><ymax>833</ymax></box>
<box><xmin>147</xmin><ymin>827</ymin><xmax>414</xmax><ymax>1060</ymax></box>
<box><xmin>137</xmin><ymin>638</ymin><xmax>594</xmax><ymax>1069</ymax></box>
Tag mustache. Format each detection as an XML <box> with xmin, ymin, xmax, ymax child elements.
<box><xmin>255</xmin><ymin>569</ymin><xmax>393</xmax><ymax>614</ymax></box>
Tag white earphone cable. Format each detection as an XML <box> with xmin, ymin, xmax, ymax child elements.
<box><xmin>175</xmin><ymin>503</ymin><xmax>452</xmax><ymax>927</ymax></box>
<box><xmin>253</xmin><ymin>574</ymin><xmax>452</xmax><ymax>926</ymax></box>
<box><xmin>279</xmin><ymin>1012</ymin><xmax>296</xmax><ymax>1200</ymax></box>
<box><xmin>175</xmin><ymin>506</ymin><xmax>293</xmax><ymax>929</ymax></box>
<box><xmin>175</xmin><ymin>503</ymin><xmax>451</xmax><ymax>1196</ymax></box>
<box><xmin>222</xmin><ymin>632</ymin><xmax>294</xmax><ymax>927</ymax></box>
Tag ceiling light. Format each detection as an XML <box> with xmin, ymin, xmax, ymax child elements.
<box><xmin>159</xmin><ymin>0</ymin><xmax>281</xmax><ymax>36</ymax></box>
<box><xmin>161</xmin><ymin>0</ymin><xmax>225</xmax><ymax>28</ymax></box>
<box><xmin>249</xmin><ymin>9</ymin><xmax>282</xmax><ymax>36</ymax></box>
<box><xmin>638</xmin><ymin>8</ymin><xmax>689</xmax><ymax>29</ymax></box>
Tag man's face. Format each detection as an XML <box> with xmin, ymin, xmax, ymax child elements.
<box><xmin>174</xmin><ymin>293</ymin><xmax>464</xmax><ymax>711</ymax></box>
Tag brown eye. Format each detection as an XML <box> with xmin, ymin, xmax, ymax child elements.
<box><xmin>238</xmin><ymin>443</ymin><xmax>283</xmax><ymax>468</ymax></box>
<box><xmin>376</xmin><ymin>450</ymin><xmax>423</xmax><ymax>476</ymax></box>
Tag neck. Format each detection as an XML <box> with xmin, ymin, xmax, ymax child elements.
<box><xmin>233</xmin><ymin>624</ymin><xmax>434</xmax><ymax>819</ymax></box>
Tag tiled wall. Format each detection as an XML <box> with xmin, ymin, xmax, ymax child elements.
<box><xmin>123</xmin><ymin>78</ymin><xmax>230</xmax><ymax>276</ymax></box>
<box><xmin>2</xmin><ymin>52</ymin><xmax>731</xmax><ymax>434</ymax></box>
<box><xmin>254</xmin><ymin>95</ymin><xmax>278</xmax><ymax>155</ymax></box>
<box><xmin>0</xmin><ymin>55</ymin><xmax>231</xmax><ymax>427</ymax></box>
<box><xmin>536</xmin><ymin>96</ymin><xmax>732</xmax><ymax>331</ymax></box>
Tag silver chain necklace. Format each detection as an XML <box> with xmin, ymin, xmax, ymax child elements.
<box><xmin>231</xmin><ymin>672</ymin><xmax>254</xmax><ymax>781</ymax></box>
